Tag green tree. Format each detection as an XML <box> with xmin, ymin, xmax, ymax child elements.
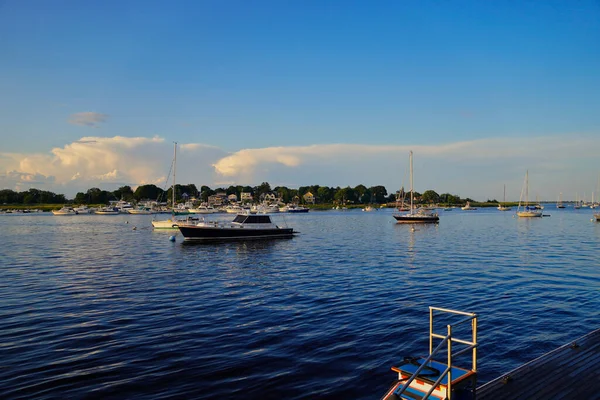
<box><xmin>113</xmin><ymin>186</ymin><xmax>135</xmax><ymax>202</ymax></box>
<box><xmin>134</xmin><ymin>184</ymin><xmax>164</xmax><ymax>201</ymax></box>
<box><xmin>421</xmin><ymin>190</ymin><xmax>440</xmax><ymax>204</ymax></box>
<box><xmin>317</xmin><ymin>186</ymin><xmax>333</xmax><ymax>203</ymax></box>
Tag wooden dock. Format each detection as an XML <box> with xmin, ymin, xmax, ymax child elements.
<box><xmin>477</xmin><ymin>328</ymin><xmax>600</xmax><ymax>399</ymax></box>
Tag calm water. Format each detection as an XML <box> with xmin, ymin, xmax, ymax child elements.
<box><xmin>1</xmin><ymin>208</ymin><xmax>599</xmax><ymax>399</ymax></box>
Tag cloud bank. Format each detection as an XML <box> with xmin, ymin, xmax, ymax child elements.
<box><xmin>1</xmin><ymin>134</ymin><xmax>599</xmax><ymax>201</ymax></box>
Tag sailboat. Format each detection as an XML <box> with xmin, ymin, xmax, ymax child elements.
<box><xmin>393</xmin><ymin>151</ymin><xmax>439</xmax><ymax>223</ymax></box>
<box><xmin>574</xmin><ymin>193</ymin><xmax>581</xmax><ymax>209</ymax></box>
<box><xmin>152</xmin><ymin>142</ymin><xmax>188</xmax><ymax>229</ymax></box>
<box><xmin>396</xmin><ymin>186</ymin><xmax>410</xmax><ymax>212</ymax></box>
<box><xmin>516</xmin><ymin>170</ymin><xmax>543</xmax><ymax>217</ymax></box>
<box><xmin>556</xmin><ymin>192</ymin><xmax>565</xmax><ymax>209</ymax></box>
<box><xmin>497</xmin><ymin>184</ymin><xmax>511</xmax><ymax>211</ymax></box>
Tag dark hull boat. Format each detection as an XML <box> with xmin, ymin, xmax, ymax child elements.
<box><xmin>393</xmin><ymin>212</ymin><xmax>439</xmax><ymax>224</ymax></box>
<box><xmin>178</xmin><ymin>214</ymin><xmax>296</xmax><ymax>242</ymax></box>
<box><xmin>393</xmin><ymin>151</ymin><xmax>440</xmax><ymax>224</ymax></box>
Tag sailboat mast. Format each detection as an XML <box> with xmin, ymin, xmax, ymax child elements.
<box><xmin>525</xmin><ymin>170</ymin><xmax>529</xmax><ymax>205</ymax></box>
<box><xmin>409</xmin><ymin>150</ymin><xmax>414</xmax><ymax>214</ymax></box>
<box><xmin>173</xmin><ymin>142</ymin><xmax>177</xmax><ymax>209</ymax></box>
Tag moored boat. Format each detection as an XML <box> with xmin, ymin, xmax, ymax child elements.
<box><xmin>461</xmin><ymin>201</ymin><xmax>477</xmax><ymax>211</ymax></box>
<box><xmin>393</xmin><ymin>151</ymin><xmax>439</xmax><ymax>224</ymax></box>
<box><xmin>52</xmin><ymin>207</ymin><xmax>77</xmax><ymax>216</ymax></box>
<box><xmin>178</xmin><ymin>213</ymin><xmax>296</xmax><ymax>242</ymax></box>
<box><xmin>516</xmin><ymin>170</ymin><xmax>543</xmax><ymax>217</ymax></box>
<box><xmin>95</xmin><ymin>207</ymin><xmax>120</xmax><ymax>215</ymax></box>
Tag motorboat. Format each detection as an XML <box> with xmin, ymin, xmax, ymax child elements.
<box><xmin>393</xmin><ymin>151</ymin><xmax>439</xmax><ymax>224</ymax></box>
<box><xmin>127</xmin><ymin>206</ymin><xmax>153</xmax><ymax>215</ymax></box>
<box><xmin>152</xmin><ymin>215</ymin><xmax>198</xmax><ymax>229</ymax></box>
<box><xmin>74</xmin><ymin>205</ymin><xmax>93</xmax><ymax>214</ymax></box>
<box><xmin>286</xmin><ymin>205</ymin><xmax>309</xmax><ymax>213</ymax></box>
<box><xmin>178</xmin><ymin>213</ymin><xmax>296</xmax><ymax>242</ymax></box>
<box><xmin>52</xmin><ymin>207</ymin><xmax>77</xmax><ymax>215</ymax></box>
<box><xmin>188</xmin><ymin>205</ymin><xmax>217</xmax><ymax>214</ymax></box>
<box><xmin>95</xmin><ymin>207</ymin><xmax>120</xmax><ymax>215</ymax></box>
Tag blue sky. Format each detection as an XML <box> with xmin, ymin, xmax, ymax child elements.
<box><xmin>1</xmin><ymin>1</ymin><xmax>599</xmax><ymax>200</ymax></box>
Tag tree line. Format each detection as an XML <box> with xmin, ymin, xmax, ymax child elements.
<box><xmin>1</xmin><ymin>183</ymin><xmax>482</xmax><ymax>206</ymax></box>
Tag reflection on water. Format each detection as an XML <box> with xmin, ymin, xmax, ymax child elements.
<box><xmin>0</xmin><ymin>209</ymin><xmax>599</xmax><ymax>399</ymax></box>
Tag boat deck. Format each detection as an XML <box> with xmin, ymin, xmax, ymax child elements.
<box><xmin>477</xmin><ymin>328</ymin><xmax>600</xmax><ymax>399</ymax></box>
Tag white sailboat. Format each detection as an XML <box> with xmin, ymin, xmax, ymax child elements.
<box><xmin>393</xmin><ymin>151</ymin><xmax>439</xmax><ymax>223</ymax></box>
<box><xmin>516</xmin><ymin>170</ymin><xmax>543</xmax><ymax>218</ymax></box>
<box><xmin>152</xmin><ymin>143</ymin><xmax>186</xmax><ymax>229</ymax></box>
<box><xmin>497</xmin><ymin>184</ymin><xmax>511</xmax><ymax>211</ymax></box>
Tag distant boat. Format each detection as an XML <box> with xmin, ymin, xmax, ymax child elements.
<box><xmin>363</xmin><ymin>205</ymin><xmax>376</xmax><ymax>212</ymax></box>
<box><xmin>287</xmin><ymin>205</ymin><xmax>309</xmax><ymax>213</ymax></box>
<box><xmin>52</xmin><ymin>206</ymin><xmax>76</xmax><ymax>216</ymax></box>
<box><xmin>128</xmin><ymin>206</ymin><xmax>153</xmax><ymax>215</ymax></box>
<box><xmin>497</xmin><ymin>184</ymin><xmax>511</xmax><ymax>211</ymax></box>
<box><xmin>556</xmin><ymin>192</ymin><xmax>566</xmax><ymax>209</ymax></box>
<box><xmin>516</xmin><ymin>170</ymin><xmax>543</xmax><ymax>218</ymax></box>
<box><xmin>396</xmin><ymin>186</ymin><xmax>410</xmax><ymax>212</ymax></box>
<box><xmin>462</xmin><ymin>201</ymin><xmax>477</xmax><ymax>211</ymax></box>
<box><xmin>393</xmin><ymin>151</ymin><xmax>439</xmax><ymax>223</ymax></box>
<box><xmin>95</xmin><ymin>207</ymin><xmax>120</xmax><ymax>215</ymax></box>
<box><xmin>153</xmin><ymin>142</ymin><xmax>185</xmax><ymax>229</ymax></box>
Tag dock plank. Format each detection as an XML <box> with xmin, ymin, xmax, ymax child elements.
<box><xmin>477</xmin><ymin>328</ymin><xmax>600</xmax><ymax>400</ymax></box>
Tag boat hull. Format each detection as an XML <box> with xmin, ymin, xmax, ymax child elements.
<box><xmin>178</xmin><ymin>226</ymin><xmax>295</xmax><ymax>241</ymax></box>
<box><xmin>393</xmin><ymin>215</ymin><xmax>439</xmax><ymax>223</ymax></box>
<box><xmin>516</xmin><ymin>211</ymin><xmax>543</xmax><ymax>218</ymax></box>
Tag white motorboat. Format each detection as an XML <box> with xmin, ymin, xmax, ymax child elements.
<box><xmin>95</xmin><ymin>207</ymin><xmax>120</xmax><ymax>215</ymax></box>
<box><xmin>52</xmin><ymin>207</ymin><xmax>77</xmax><ymax>216</ymax></box>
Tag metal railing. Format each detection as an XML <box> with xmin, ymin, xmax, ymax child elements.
<box><xmin>395</xmin><ymin>307</ymin><xmax>478</xmax><ymax>400</ymax></box>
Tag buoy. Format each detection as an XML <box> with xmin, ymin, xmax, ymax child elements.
<box><xmin>169</xmin><ymin>235</ymin><xmax>176</xmax><ymax>242</ymax></box>
<box><xmin>132</xmin><ymin>226</ymin><xmax>136</xmax><ymax>230</ymax></box>
<box><xmin>126</xmin><ymin>221</ymin><xmax>129</xmax><ymax>224</ymax></box>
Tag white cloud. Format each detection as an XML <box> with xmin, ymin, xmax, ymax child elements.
<box><xmin>68</xmin><ymin>112</ymin><xmax>109</xmax><ymax>127</ymax></box>
<box><xmin>1</xmin><ymin>134</ymin><xmax>599</xmax><ymax>201</ymax></box>
<box><xmin>0</xmin><ymin>136</ymin><xmax>227</xmax><ymax>196</ymax></box>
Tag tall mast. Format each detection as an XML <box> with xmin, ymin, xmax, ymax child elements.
<box><xmin>173</xmin><ymin>142</ymin><xmax>177</xmax><ymax>210</ymax></box>
<box><xmin>409</xmin><ymin>150</ymin><xmax>414</xmax><ymax>214</ymax></box>
<box><xmin>525</xmin><ymin>170</ymin><xmax>529</xmax><ymax>205</ymax></box>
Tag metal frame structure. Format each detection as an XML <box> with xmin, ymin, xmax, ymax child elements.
<box><xmin>394</xmin><ymin>307</ymin><xmax>478</xmax><ymax>400</ymax></box>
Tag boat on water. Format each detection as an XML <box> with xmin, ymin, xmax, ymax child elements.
<box><xmin>178</xmin><ymin>213</ymin><xmax>296</xmax><ymax>242</ymax></box>
<box><xmin>286</xmin><ymin>205</ymin><xmax>309</xmax><ymax>213</ymax></box>
<box><xmin>556</xmin><ymin>192</ymin><xmax>566</xmax><ymax>209</ymax></box>
<box><xmin>188</xmin><ymin>205</ymin><xmax>217</xmax><ymax>214</ymax></box>
<box><xmin>152</xmin><ymin>142</ymin><xmax>187</xmax><ymax>229</ymax></box>
<box><xmin>461</xmin><ymin>201</ymin><xmax>477</xmax><ymax>211</ymax></box>
<box><xmin>516</xmin><ymin>170</ymin><xmax>543</xmax><ymax>217</ymax></box>
<box><xmin>497</xmin><ymin>184</ymin><xmax>511</xmax><ymax>211</ymax></box>
<box><xmin>128</xmin><ymin>206</ymin><xmax>153</xmax><ymax>215</ymax></box>
<box><xmin>393</xmin><ymin>151</ymin><xmax>439</xmax><ymax>224</ymax></box>
<box><xmin>594</xmin><ymin>213</ymin><xmax>600</xmax><ymax>222</ymax></box>
<box><xmin>52</xmin><ymin>206</ymin><xmax>77</xmax><ymax>215</ymax></box>
<box><xmin>396</xmin><ymin>186</ymin><xmax>411</xmax><ymax>212</ymax></box>
<box><xmin>95</xmin><ymin>207</ymin><xmax>120</xmax><ymax>215</ymax></box>
<box><xmin>74</xmin><ymin>205</ymin><xmax>93</xmax><ymax>214</ymax></box>
<box><xmin>362</xmin><ymin>205</ymin><xmax>376</xmax><ymax>212</ymax></box>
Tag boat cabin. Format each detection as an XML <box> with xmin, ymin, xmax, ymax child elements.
<box><xmin>232</xmin><ymin>214</ymin><xmax>273</xmax><ymax>224</ymax></box>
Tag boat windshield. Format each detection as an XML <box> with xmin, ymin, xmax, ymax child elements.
<box><xmin>232</xmin><ymin>215</ymin><xmax>272</xmax><ymax>224</ymax></box>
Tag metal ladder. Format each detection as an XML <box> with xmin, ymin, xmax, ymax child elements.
<box><xmin>394</xmin><ymin>307</ymin><xmax>478</xmax><ymax>400</ymax></box>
